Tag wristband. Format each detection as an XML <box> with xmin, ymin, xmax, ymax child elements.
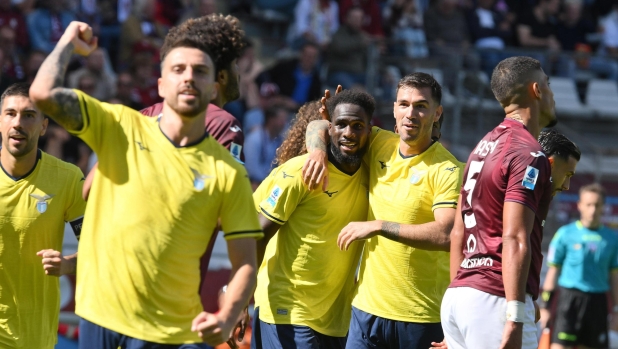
<box><xmin>506</xmin><ymin>300</ymin><xmax>526</xmax><ymax>323</ymax></box>
<box><xmin>541</xmin><ymin>290</ymin><xmax>554</xmax><ymax>309</ymax></box>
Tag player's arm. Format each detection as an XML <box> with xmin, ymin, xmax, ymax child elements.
<box><xmin>83</xmin><ymin>163</ymin><xmax>97</xmax><ymax>200</ymax></box>
<box><xmin>29</xmin><ymin>21</ymin><xmax>97</xmax><ymax>131</ymax></box>
<box><xmin>450</xmin><ymin>196</ymin><xmax>465</xmax><ymax>280</ymax></box>
<box><xmin>302</xmin><ymin>119</ymin><xmax>330</xmax><ymax>190</ymax></box>
<box><xmin>500</xmin><ymin>202</ymin><xmax>535</xmax><ymax>349</ymax></box>
<box><xmin>37</xmin><ymin>250</ymin><xmax>78</xmax><ymax>276</ymax></box>
<box><xmin>256</xmin><ymin>213</ymin><xmax>281</xmax><ymax>265</ymax></box>
<box><xmin>338</xmin><ymin>207</ymin><xmax>455</xmax><ymax>251</ymax></box>
<box><xmin>610</xmin><ymin>271</ymin><xmax>618</xmax><ymax>331</ymax></box>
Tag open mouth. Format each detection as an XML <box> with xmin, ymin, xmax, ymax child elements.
<box><xmin>339</xmin><ymin>140</ymin><xmax>358</xmax><ymax>152</ymax></box>
<box><xmin>8</xmin><ymin>134</ymin><xmax>26</xmax><ymax>144</ymax></box>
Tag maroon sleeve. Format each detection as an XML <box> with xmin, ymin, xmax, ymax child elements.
<box><xmin>503</xmin><ymin>143</ymin><xmax>551</xmax><ymax>214</ymax></box>
<box><xmin>139</xmin><ymin>102</ymin><xmax>164</xmax><ymax>117</ymax></box>
<box><xmin>205</xmin><ymin>113</ymin><xmax>245</xmax><ymax>162</ymax></box>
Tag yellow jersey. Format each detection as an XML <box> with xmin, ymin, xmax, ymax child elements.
<box><xmin>0</xmin><ymin>150</ymin><xmax>85</xmax><ymax>349</ymax></box>
<box><xmin>254</xmin><ymin>154</ymin><xmax>368</xmax><ymax>336</ymax></box>
<box><xmin>71</xmin><ymin>91</ymin><xmax>262</xmax><ymax>343</ymax></box>
<box><xmin>353</xmin><ymin>127</ymin><xmax>463</xmax><ymax>323</ymax></box>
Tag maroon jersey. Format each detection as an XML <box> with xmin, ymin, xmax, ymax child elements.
<box><xmin>140</xmin><ymin>103</ymin><xmax>245</xmax><ymax>161</ymax></box>
<box><xmin>450</xmin><ymin>119</ymin><xmax>552</xmax><ymax>300</ymax></box>
<box><xmin>140</xmin><ymin>102</ymin><xmax>245</xmax><ymax>305</ymax></box>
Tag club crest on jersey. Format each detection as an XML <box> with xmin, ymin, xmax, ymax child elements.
<box><xmin>30</xmin><ymin>193</ymin><xmax>55</xmax><ymax>213</ymax></box>
<box><xmin>410</xmin><ymin>169</ymin><xmax>427</xmax><ymax>184</ymax></box>
<box><xmin>230</xmin><ymin>142</ymin><xmax>243</xmax><ymax>163</ymax></box>
<box><xmin>191</xmin><ymin>168</ymin><xmax>213</xmax><ymax>191</ymax></box>
<box><xmin>267</xmin><ymin>186</ymin><xmax>282</xmax><ymax>207</ymax></box>
<box><xmin>522</xmin><ymin>166</ymin><xmax>539</xmax><ymax>190</ymax></box>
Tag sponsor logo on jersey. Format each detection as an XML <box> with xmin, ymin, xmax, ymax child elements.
<box><xmin>229</xmin><ymin>125</ymin><xmax>242</xmax><ymax>133</ymax></box>
<box><xmin>530</xmin><ymin>151</ymin><xmax>546</xmax><ymax>158</ymax></box>
<box><xmin>378</xmin><ymin>160</ymin><xmax>389</xmax><ymax>169</ymax></box>
<box><xmin>323</xmin><ymin>190</ymin><xmax>338</xmax><ymax>197</ymax></box>
<box><xmin>445</xmin><ymin>166</ymin><xmax>457</xmax><ymax>172</ymax></box>
<box><xmin>522</xmin><ymin>166</ymin><xmax>539</xmax><ymax>190</ymax></box>
<box><xmin>30</xmin><ymin>193</ymin><xmax>55</xmax><ymax>213</ymax></box>
<box><xmin>460</xmin><ymin>257</ymin><xmax>494</xmax><ymax>268</ymax></box>
<box><xmin>277</xmin><ymin>308</ymin><xmax>288</xmax><ymax>315</ymax></box>
<box><xmin>267</xmin><ymin>186</ymin><xmax>282</xmax><ymax>206</ymax></box>
<box><xmin>467</xmin><ymin>234</ymin><xmax>477</xmax><ymax>253</ymax></box>
<box><xmin>136</xmin><ymin>141</ymin><xmax>151</xmax><ymax>151</ymax></box>
<box><xmin>282</xmin><ymin>171</ymin><xmax>294</xmax><ymax>179</ymax></box>
<box><xmin>230</xmin><ymin>142</ymin><xmax>243</xmax><ymax>163</ymax></box>
<box><xmin>191</xmin><ymin>168</ymin><xmax>213</xmax><ymax>191</ymax></box>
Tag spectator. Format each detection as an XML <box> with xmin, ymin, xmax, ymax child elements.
<box><xmin>557</xmin><ymin>0</ymin><xmax>618</xmax><ymax>81</ymax></box>
<box><xmin>424</xmin><ymin>0</ymin><xmax>480</xmax><ymax>91</ymax></box>
<box><xmin>154</xmin><ymin>0</ymin><xmax>185</xmax><ymax>27</ymax></box>
<box><xmin>326</xmin><ymin>7</ymin><xmax>369</xmax><ymax>89</ymax></box>
<box><xmin>602</xmin><ymin>4</ymin><xmax>618</xmax><ymax>58</ymax></box>
<box><xmin>467</xmin><ymin>0</ymin><xmax>513</xmax><ymax>76</ymax></box>
<box><xmin>112</xmin><ymin>72</ymin><xmax>144</xmax><ymax>110</ymax></box>
<box><xmin>0</xmin><ymin>48</ymin><xmax>16</xmax><ymax>93</ymax></box>
<box><xmin>177</xmin><ymin>0</ymin><xmax>218</xmax><ymax>24</ymax></box>
<box><xmin>22</xmin><ymin>50</ymin><xmax>46</xmax><ymax>84</ymax></box>
<box><xmin>384</xmin><ymin>0</ymin><xmax>429</xmax><ymax>58</ymax></box>
<box><xmin>339</xmin><ymin>0</ymin><xmax>384</xmax><ymax>37</ymax></box>
<box><xmin>516</xmin><ymin>0</ymin><xmax>572</xmax><ymax>76</ymax></box>
<box><xmin>0</xmin><ymin>26</ymin><xmax>25</xmax><ymax>81</ymax></box>
<box><xmin>257</xmin><ymin>42</ymin><xmax>323</xmax><ymax>109</ymax></box>
<box><xmin>68</xmin><ymin>48</ymin><xmax>117</xmax><ymax>101</ymax></box>
<box><xmin>254</xmin><ymin>0</ymin><xmax>298</xmax><ymax>17</ymax></box>
<box><xmin>244</xmin><ymin>106</ymin><xmax>288</xmax><ymax>187</ymax></box>
<box><xmin>26</xmin><ymin>0</ymin><xmax>75</xmax><ymax>54</ymax></box>
<box><xmin>290</xmin><ymin>0</ymin><xmax>339</xmax><ymax>49</ymax></box>
<box><xmin>0</xmin><ymin>0</ymin><xmax>29</xmax><ymax>51</ymax></box>
<box><xmin>119</xmin><ymin>0</ymin><xmax>167</xmax><ymax>64</ymax></box>
<box><xmin>225</xmin><ymin>38</ymin><xmax>264</xmax><ymax>123</ymax></box>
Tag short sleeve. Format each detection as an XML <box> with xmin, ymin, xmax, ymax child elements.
<box><xmin>504</xmin><ymin>148</ymin><xmax>551</xmax><ymax>213</ymax></box>
<box><xmin>70</xmin><ymin>90</ymin><xmax>127</xmax><ymax>154</ymax></box>
<box><xmin>219</xmin><ymin>164</ymin><xmax>263</xmax><ymax>240</ymax></box>
<box><xmin>64</xmin><ymin>168</ymin><xmax>87</xmax><ymax>240</ymax></box>
<box><xmin>547</xmin><ymin>228</ymin><xmax>566</xmax><ymax>267</ymax></box>
<box><xmin>256</xmin><ymin>164</ymin><xmax>307</xmax><ymax>224</ymax></box>
<box><xmin>207</xmin><ymin>116</ymin><xmax>245</xmax><ymax>162</ymax></box>
<box><xmin>432</xmin><ymin>161</ymin><xmax>463</xmax><ymax>211</ymax></box>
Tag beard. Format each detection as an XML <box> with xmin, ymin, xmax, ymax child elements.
<box><xmin>329</xmin><ymin>141</ymin><xmax>367</xmax><ymax>169</ymax></box>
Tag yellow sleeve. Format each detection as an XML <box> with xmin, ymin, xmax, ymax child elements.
<box><xmin>220</xmin><ymin>163</ymin><xmax>263</xmax><ymax>240</ymax></box>
<box><xmin>363</xmin><ymin>126</ymin><xmax>396</xmax><ymax>167</ymax></box>
<box><xmin>256</xmin><ymin>163</ymin><xmax>307</xmax><ymax>224</ymax></box>
<box><xmin>253</xmin><ymin>167</ymin><xmax>278</xmax><ymax>211</ymax></box>
<box><xmin>431</xmin><ymin>160</ymin><xmax>463</xmax><ymax>211</ymax></box>
<box><xmin>70</xmin><ymin>89</ymin><xmax>128</xmax><ymax>154</ymax></box>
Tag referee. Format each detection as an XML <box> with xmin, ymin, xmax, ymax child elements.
<box><xmin>543</xmin><ymin>183</ymin><xmax>618</xmax><ymax>349</ymax></box>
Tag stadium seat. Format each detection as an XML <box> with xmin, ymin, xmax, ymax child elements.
<box><xmin>550</xmin><ymin>77</ymin><xmax>594</xmax><ymax>118</ymax></box>
<box><xmin>412</xmin><ymin>68</ymin><xmax>456</xmax><ymax>107</ymax></box>
<box><xmin>586</xmin><ymin>79</ymin><xmax>618</xmax><ymax>119</ymax></box>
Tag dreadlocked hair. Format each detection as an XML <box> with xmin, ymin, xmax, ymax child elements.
<box><xmin>275</xmin><ymin>100</ymin><xmax>322</xmax><ymax>165</ymax></box>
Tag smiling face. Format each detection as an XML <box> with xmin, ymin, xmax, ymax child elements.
<box><xmin>394</xmin><ymin>86</ymin><xmax>442</xmax><ymax>150</ymax></box>
<box><xmin>329</xmin><ymin>103</ymin><xmax>371</xmax><ymax>169</ymax></box>
<box><xmin>0</xmin><ymin>95</ymin><xmax>47</xmax><ymax>159</ymax></box>
<box><xmin>158</xmin><ymin>47</ymin><xmax>217</xmax><ymax>118</ymax></box>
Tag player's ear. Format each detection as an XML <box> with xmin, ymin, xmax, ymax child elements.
<box><xmin>40</xmin><ymin>116</ymin><xmax>49</xmax><ymax>136</ymax></box>
<box><xmin>328</xmin><ymin>119</ymin><xmax>333</xmax><ymax>137</ymax></box>
<box><xmin>532</xmin><ymin>82</ymin><xmax>541</xmax><ymax>100</ymax></box>
<box><xmin>548</xmin><ymin>156</ymin><xmax>555</xmax><ymax>170</ymax></box>
<box><xmin>434</xmin><ymin>105</ymin><xmax>443</xmax><ymax>122</ymax></box>
<box><xmin>157</xmin><ymin>77</ymin><xmax>164</xmax><ymax>99</ymax></box>
<box><xmin>217</xmin><ymin>69</ymin><xmax>228</xmax><ymax>86</ymax></box>
<box><xmin>210</xmin><ymin>82</ymin><xmax>219</xmax><ymax>102</ymax></box>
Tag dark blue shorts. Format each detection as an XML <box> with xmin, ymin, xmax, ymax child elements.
<box><xmin>345</xmin><ymin>306</ymin><xmax>444</xmax><ymax>349</ymax></box>
<box><xmin>250</xmin><ymin>307</ymin><xmax>346</xmax><ymax>349</ymax></box>
<box><xmin>78</xmin><ymin>318</ymin><xmax>213</xmax><ymax>349</ymax></box>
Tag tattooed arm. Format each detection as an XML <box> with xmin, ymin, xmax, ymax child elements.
<box><xmin>30</xmin><ymin>21</ymin><xmax>98</xmax><ymax>131</ymax></box>
<box><xmin>337</xmin><ymin>208</ymin><xmax>456</xmax><ymax>252</ymax></box>
<box><xmin>301</xmin><ymin>120</ymin><xmax>330</xmax><ymax>190</ymax></box>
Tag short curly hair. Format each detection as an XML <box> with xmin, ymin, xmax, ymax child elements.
<box><xmin>160</xmin><ymin>14</ymin><xmax>245</xmax><ymax>74</ymax></box>
<box><xmin>275</xmin><ymin>100</ymin><xmax>322</xmax><ymax>165</ymax></box>
<box><xmin>326</xmin><ymin>89</ymin><xmax>375</xmax><ymax>122</ymax></box>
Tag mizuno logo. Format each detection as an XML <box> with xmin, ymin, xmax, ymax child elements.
<box><xmin>530</xmin><ymin>151</ymin><xmax>546</xmax><ymax>158</ymax></box>
<box><xmin>323</xmin><ymin>190</ymin><xmax>338</xmax><ymax>197</ymax></box>
<box><xmin>445</xmin><ymin>166</ymin><xmax>457</xmax><ymax>172</ymax></box>
<box><xmin>378</xmin><ymin>161</ymin><xmax>389</xmax><ymax>169</ymax></box>
<box><xmin>136</xmin><ymin>141</ymin><xmax>151</xmax><ymax>151</ymax></box>
<box><xmin>282</xmin><ymin>171</ymin><xmax>294</xmax><ymax>179</ymax></box>
<box><xmin>230</xmin><ymin>125</ymin><xmax>242</xmax><ymax>133</ymax></box>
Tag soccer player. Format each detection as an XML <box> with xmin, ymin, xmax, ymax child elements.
<box><xmin>542</xmin><ymin>184</ymin><xmax>618</xmax><ymax>349</ymax></box>
<box><xmin>537</xmin><ymin>129</ymin><xmax>581</xmax><ymax>198</ymax></box>
<box><xmin>443</xmin><ymin>56</ymin><xmax>557</xmax><ymax>349</ymax></box>
<box><xmin>251</xmin><ymin>90</ymin><xmax>372</xmax><ymax>349</ymax></box>
<box><xmin>29</xmin><ymin>20</ymin><xmax>262</xmax><ymax>349</ymax></box>
<box><xmin>0</xmin><ymin>82</ymin><xmax>86</xmax><ymax>349</ymax></box>
<box><xmin>303</xmin><ymin>73</ymin><xmax>463</xmax><ymax>349</ymax></box>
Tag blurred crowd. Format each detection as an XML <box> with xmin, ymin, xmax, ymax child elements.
<box><xmin>3</xmin><ymin>0</ymin><xmax>618</xmax><ymax>186</ymax></box>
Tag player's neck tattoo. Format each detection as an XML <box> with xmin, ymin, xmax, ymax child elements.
<box><xmin>509</xmin><ymin>114</ymin><xmax>525</xmax><ymax>124</ymax></box>
<box><xmin>381</xmin><ymin>221</ymin><xmax>400</xmax><ymax>242</ymax></box>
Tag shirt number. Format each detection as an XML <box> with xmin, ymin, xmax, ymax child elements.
<box><xmin>463</xmin><ymin>160</ymin><xmax>485</xmax><ymax>229</ymax></box>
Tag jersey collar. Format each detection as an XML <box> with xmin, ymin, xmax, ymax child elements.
<box><xmin>0</xmin><ymin>148</ymin><xmax>42</xmax><ymax>181</ymax></box>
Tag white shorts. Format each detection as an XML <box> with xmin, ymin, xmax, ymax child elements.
<box><xmin>441</xmin><ymin>287</ymin><xmax>538</xmax><ymax>349</ymax></box>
